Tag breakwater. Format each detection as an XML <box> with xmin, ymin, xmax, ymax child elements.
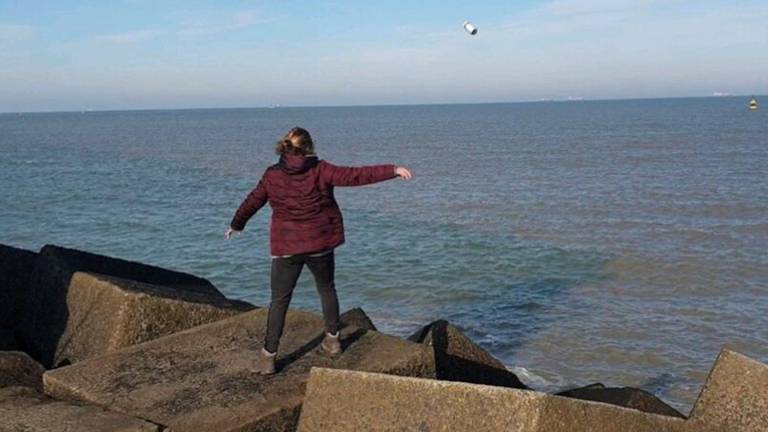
<box><xmin>1</xmin><ymin>243</ymin><xmax>765</xmax><ymax>431</ymax></box>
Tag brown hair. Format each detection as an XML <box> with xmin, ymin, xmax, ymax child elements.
<box><xmin>275</xmin><ymin>127</ymin><xmax>315</xmax><ymax>156</ymax></box>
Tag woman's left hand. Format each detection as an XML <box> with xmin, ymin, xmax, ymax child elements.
<box><xmin>395</xmin><ymin>166</ymin><xmax>413</xmax><ymax>180</ymax></box>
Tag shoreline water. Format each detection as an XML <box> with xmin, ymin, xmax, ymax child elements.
<box><xmin>2</xmin><ymin>97</ymin><xmax>766</xmax><ymax>412</ymax></box>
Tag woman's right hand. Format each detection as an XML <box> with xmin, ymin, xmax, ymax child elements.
<box><xmin>225</xmin><ymin>227</ymin><xmax>241</xmax><ymax>240</ymax></box>
<box><xmin>395</xmin><ymin>166</ymin><xmax>413</xmax><ymax>180</ymax></box>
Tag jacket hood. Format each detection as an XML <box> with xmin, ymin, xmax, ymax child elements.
<box><xmin>279</xmin><ymin>153</ymin><xmax>319</xmax><ymax>175</ymax></box>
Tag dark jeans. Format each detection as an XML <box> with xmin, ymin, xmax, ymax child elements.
<box><xmin>264</xmin><ymin>251</ymin><xmax>340</xmax><ymax>353</ymax></box>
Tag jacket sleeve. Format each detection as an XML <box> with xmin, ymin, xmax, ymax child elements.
<box><xmin>230</xmin><ymin>178</ymin><xmax>268</xmax><ymax>231</ymax></box>
<box><xmin>321</xmin><ymin>161</ymin><xmax>397</xmax><ymax>187</ymax></box>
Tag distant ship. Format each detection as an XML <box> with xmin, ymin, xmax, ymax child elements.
<box><xmin>748</xmin><ymin>97</ymin><xmax>758</xmax><ymax>111</ymax></box>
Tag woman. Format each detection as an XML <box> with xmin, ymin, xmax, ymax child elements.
<box><xmin>226</xmin><ymin>127</ymin><xmax>412</xmax><ymax>374</ymax></box>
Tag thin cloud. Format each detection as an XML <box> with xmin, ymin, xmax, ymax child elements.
<box><xmin>95</xmin><ymin>29</ymin><xmax>166</xmax><ymax>44</ymax></box>
<box><xmin>177</xmin><ymin>11</ymin><xmax>264</xmax><ymax>37</ymax></box>
<box><xmin>501</xmin><ymin>0</ymin><xmax>688</xmax><ymax>40</ymax></box>
<box><xmin>501</xmin><ymin>0</ymin><xmax>768</xmax><ymax>42</ymax></box>
<box><xmin>0</xmin><ymin>23</ymin><xmax>37</xmax><ymax>42</ymax></box>
<box><xmin>543</xmin><ymin>0</ymin><xmax>677</xmax><ymax>17</ymax></box>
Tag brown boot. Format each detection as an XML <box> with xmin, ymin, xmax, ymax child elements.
<box><xmin>254</xmin><ymin>348</ymin><xmax>276</xmax><ymax>374</ymax></box>
<box><xmin>320</xmin><ymin>332</ymin><xmax>342</xmax><ymax>355</ymax></box>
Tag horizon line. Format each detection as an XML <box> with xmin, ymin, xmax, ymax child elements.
<box><xmin>2</xmin><ymin>94</ymin><xmax>765</xmax><ymax>115</ymax></box>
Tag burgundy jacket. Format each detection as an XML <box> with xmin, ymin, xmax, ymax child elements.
<box><xmin>231</xmin><ymin>154</ymin><xmax>396</xmax><ymax>256</ymax></box>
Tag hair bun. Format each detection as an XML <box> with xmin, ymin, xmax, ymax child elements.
<box><xmin>275</xmin><ymin>127</ymin><xmax>314</xmax><ymax>156</ymax></box>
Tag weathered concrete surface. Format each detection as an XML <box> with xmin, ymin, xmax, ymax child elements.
<box><xmin>688</xmin><ymin>349</ymin><xmax>768</xmax><ymax>431</ymax></box>
<box><xmin>0</xmin><ymin>351</ymin><xmax>45</xmax><ymax>390</ymax></box>
<box><xmin>297</xmin><ymin>368</ymin><xmax>713</xmax><ymax>432</ymax></box>
<box><xmin>0</xmin><ymin>386</ymin><xmax>160</xmax><ymax>432</ymax></box>
<box><xmin>44</xmin><ymin>308</ymin><xmax>435</xmax><ymax>432</ymax></box>
<box><xmin>0</xmin><ymin>244</ymin><xmax>37</xmax><ymax>329</ymax></box>
<box><xmin>43</xmin><ymin>271</ymin><xmax>253</xmax><ymax>368</ymax></box>
<box><xmin>556</xmin><ymin>384</ymin><xmax>684</xmax><ymax>418</ymax></box>
<box><xmin>19</xmin><ymin>244</ymin><xmax>253</xmax><ymax>368</ymax></box>
<box><xmin>409</xmin><ymin>319</ymin><xmax>527</xmax><ymax>389</ymax></box>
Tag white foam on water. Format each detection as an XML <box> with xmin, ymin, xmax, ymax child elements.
<box><xmin>508</xmin><ymin>365</ymin><xmax>561</xmax><ymax>391</ymax></box>
<box><xmin>370</xmin><ymin>315</ymin><xmax>429</xmax><ymax>337</ymax></box>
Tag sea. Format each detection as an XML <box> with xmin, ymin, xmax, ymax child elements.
<box><xmin>1</xmin><ymin>96</ymin><xmax>766</xmax><ymax>412</ymax></box>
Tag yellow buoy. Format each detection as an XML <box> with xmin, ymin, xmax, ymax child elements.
<box><xmin>748</xmin><ymin>97</ymin><xmax>758</xmax><ymax>111</ymax></box>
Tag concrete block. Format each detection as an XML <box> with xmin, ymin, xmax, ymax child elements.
<box><xmin>43</xmin><ymin>308</ymin><xmax>435</xmax><ymax>432</ymax></box>
<box><xmin>0</xmin><ymin>244</ymin><xmax>37</xmax><ymax>329</ymax></box>
<box><xmin>19</xmin><ymin>244</ymin><xmax>252</xmax><ymax>367</ymax></box>
<box><xmin>0</xmin><ymin>328</ymin><xmax>18</xmax><ymax>351</ymax></box>
<box><xmin>27</xmin><ymin>271</ymin><xmax>253</xmax><ymax>368</ymax></box>
<box><xmin>0</xmin><ymin>386</ymin><xmax>160</xmax><ymax>432</ymax></box>
<box><xmin>339</xmin><ymin>307</ymin><xmax>377</xmax><ymax>331</ymax></box>
<box><xmin>410</xmin><ymin>319</ymin><xmax>527</xmax><ymax>389</ymax></box>
<box><xmin>297</xmin><ymin>368</ymin><xmax>710</xmax><ymax>432</ymax></box>
<box><xmin>0</xmin><ymin>351</ymin><xmax>45</xmax><ymax>391</ymax></box>
<box><xmin>688</xmin><ymin>349</ymin><xmax>768</xmax><ymax>431</ymax></box>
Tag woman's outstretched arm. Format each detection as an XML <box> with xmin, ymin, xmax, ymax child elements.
<box><xmin>321</xmin><ymin>161</ymin><xmax>412</xmax><ymax>187</ymax></box>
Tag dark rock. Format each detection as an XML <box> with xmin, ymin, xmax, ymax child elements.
<box><xmin>44</xmin><ymin>308</ymin><xmax>435</xmax><ymax>432</ymax></box>
<box><xmin>0</xmin><ymin>351</ymin><xmax>46</xmax><ymax>391</ymax></box>
<box><xmin>556</xmin><ymin>385</ymin><xmax>684</xmax><ymax>418</ymax></box>
<box><xmin>688</xmin><ymin>348</ymin><xmax>768</xmax><ymax>431</ymax></box>
<box><xmin>558</xmin><ymin>382</ymin><xmax>606</xmax><ymax>393</ymax></box>
<box><xmin>0</xmin><ymin>328</ymin><xmax>19</xmax><ymax>351</ymax></box>
<box><xmin>0</xmin><ymin>386</ymin><xmax>160</xmax><ymax>432</ymax></box>
<box><xmin>18</xmin><ymin>245</ymin><xmax>251</xmax><ymax>368</ymax></box>
<box><xmin>297</xmin><ymin>368</ymin><xmax>706</xmax><ymax>432</ymax></box>
<box><xmin>36</xmin><ymin>244</ymin><xmax>222</xmax><ymax>295</ymax></box>
<box><xmin>339</xmin><ymin>307</ymin><xmax>377</xmax><ymax>331</ymax></box>
<box><xmin>0</xmin><ymin>244</ymin><xmax>37</xmax><ymax>329</ymax></box>
<box><xmin>409</xmin><ymin>319</ymin><xmax>527</xmax><ymax>389</ymax></box>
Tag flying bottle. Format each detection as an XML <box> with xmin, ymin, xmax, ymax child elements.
<box><xmin>463</xmin><ymin>21</ymin><xmax>478</xmax><ymax>35</ymax></box>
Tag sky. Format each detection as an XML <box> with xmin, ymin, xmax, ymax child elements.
<box><xmin>1</xmin><ymin>0</ymin><xmax>767</xmax><ymax>112</ymax></box>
